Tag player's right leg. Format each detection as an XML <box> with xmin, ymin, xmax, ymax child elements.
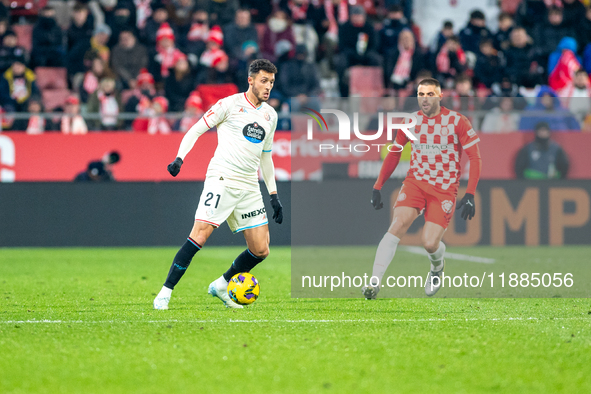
<box><xmin>363</xmin><ymin>206</ymin><xmax>420</xmax><ymax>299</ymax></box>
<box><xmin>154</xmin><ymin>221</ymin><xmax>215</xmax><ymax>310</ymax></box>
<box><xmin>208</xmin><ymin>190</ymin><xmax>269</xmax><ymax>309</ymax></box>
<box><xmin>155</xmin><ymin>178</ymin><xmax>233</xmax><ymax>310</ymax></box>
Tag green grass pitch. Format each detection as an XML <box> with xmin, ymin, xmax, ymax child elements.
<box><xmin>1</xmin><ymin>246</ymin><xmax>590</xmax><ymax>393</ymax></box>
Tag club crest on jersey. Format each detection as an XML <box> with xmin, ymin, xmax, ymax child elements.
<box><xmin>440</xmin><ymin>126</ymin><xmax>449</xmax><ymax>136</ymax></box>
<box><xmin>441</xmin><ymin>200</ymin><xmax>453</xmax><ymax>214</ymax></box>
<box><xmin>397</xmin><ymin>192</ymin><xmax>406</xmax><ymax>201</ymax></box>
<box><xmin>243</xmin><ymin>122</ymin><xmax>266</xmax><ymax>143</ymax></box>
<box><xmin>264</xmin><ymin>112</ymin><xmax>270</xmax><ymax>121</ymax></box>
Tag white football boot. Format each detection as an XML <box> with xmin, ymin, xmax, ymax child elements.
<box><xmin>208</xmin><ymin>275</ymin><xmax>244</xmax><ymax>309</ymax></box>
<box><xmin>153</xmin><ymin>295</ymin><xmax>171</xmax><ymax>310</ymax></box>
<box><xmin>425</xmin><ymin>260</ymin><xmax>445</xmax><ymax>297</ymax></box>
<box><xmin>361</xmin><ymin>285</ymin><xmax>380</xmax><ymax>300</ymax></box>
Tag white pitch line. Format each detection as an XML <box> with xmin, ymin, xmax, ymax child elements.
<box><xmin>1</xmin><ymin>317</ymin><xmax>588</xmax><ymax>324</ymax></box>
<box><xmin>401</xmin><ymin>246</ymin><xmax>496</xmax><ymax>264</ymax></box>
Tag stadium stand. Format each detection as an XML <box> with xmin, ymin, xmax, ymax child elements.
<box><xmin>0</xmin><ymin>0</ymin><xmax>589</xmax><ymax>132</ymax></box>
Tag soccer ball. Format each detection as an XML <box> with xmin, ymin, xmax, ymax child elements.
<box><xmin>227</xmin><ymin>273</ymin><xmax>260</xmax><ymax>305</ymax></box>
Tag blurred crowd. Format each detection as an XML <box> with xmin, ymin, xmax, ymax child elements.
<box><xmin>0</xmin><ymin>0</ymin><xmax>590</xmax><ymax>133</ymax></box>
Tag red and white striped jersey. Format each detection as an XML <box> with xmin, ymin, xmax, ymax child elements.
<box><xmin>394</xmin><ymin>106</ymin><xmax>480</xmax><ymax>191</ymax></box>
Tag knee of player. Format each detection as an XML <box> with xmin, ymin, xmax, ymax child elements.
<box><xmin>389</xmin><ymin>218</ymin><xmax>408</xmax><ymax>234</ymax></box>
<box><xmin>191</xmin><ymin>234</ymin><xmax>208</xmax><ymax>247</ymax></box>
<box><xmin>423</xmin><ymin>239</ymin><xmax>440</xmax><ymax>254</ymax></box>
<box><xmin>252</xmin><ymin>246</ymin><xmax>269</xmax><ymax>259</ymax></box>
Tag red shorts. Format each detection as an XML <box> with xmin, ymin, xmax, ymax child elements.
<box><xmin>394</xmin><ymin>178</ymin><xmax>458</xmax><ymax>228</ymax></box>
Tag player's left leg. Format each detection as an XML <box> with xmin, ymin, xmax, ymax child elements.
<box><xmin>422</xmin><ymin>191</ymin><xmax>455</xmax><ymax>296</ymax></box>
<box><xmin>207</xmin><ymin>226</ymin><xmax>269</xmax><ymax>309</ymax></box>
<box><xmin>208</xmin><ymin>190</ymin><xmax>269</xmax><ymax>308</ymax></box>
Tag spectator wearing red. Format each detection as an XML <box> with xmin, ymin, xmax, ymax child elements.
<box><xmin>147</xmin><ymin>96</ymin><xmax>171</xmax><ymax>134</ymax></box>
<box><xmin>135</xmin><ymin>0</ymin><xmax>153</xmax><ymax>30</ymax></box>
<box><xmin>261</xmin><ymin>9</ymin><xmax>296</xmax><ymax>62</ymax></box>
<box><xmin>548</xmin><ymin>37</ymin><xmax>581</xmax><ymax>93</ymax></box>
<box><xmin>141</xmin><ymin>5</ymin><xmax>171</xmax><ymax>47</ymax></box>
<box><xmin>61</xmin><ymin>95</ymin><xmax>89</xmax><ymax>135</ymax></box>
<box><xmin>324</xmin><ymin>0</ymin><xmax>348</xmax><ymax>42</ymax></box>
<box><xmin>79</xmin><ymin>57</ymin><xmax>116</xmax><ymax>103</ymax></box>
<box><xmin>151</xmin><ymin>22</ymin><xmax>186</xmax><ymax>81</ymax></box>
<box><xmin>197</xmin><ymin>26</ymin><xmax>230</xmax><ymax>84</ymax></box>
<box><xmin>25</xmin><ymin>98</ymin><xmax>45</xmax><ymax>134</ymax></box>
<box><xmin>87</xmin><ymin>77</ymin><xmax>122</xmax><ymax>130</ymax></box>
<box><xmin>176</xmin><ymin>92</ymin><xmax>204</xmax><ymax>132</ymax></box>
<box><xmin>435</xmin><ymin>35</ymin><xmax>466</xmax><ymax>85</ymax></box>
<box><xmin>125</xmin><ymin>68</ymin><xmax>155</xmax><ymax>130</ymax></box>
<box><xmin>182</xmin><ymin>9</ymin><xmax>210</xmax><ymax>58</ymax></box>
<box><xmin>385</xmin><ymin>29</ymin><xmax>424</xmax><ymax>90</ymax></box>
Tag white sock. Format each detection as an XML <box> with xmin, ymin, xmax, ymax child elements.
<box><xmin>216</xmin><ymin>275</ymin><xmax>228</xmax><ymax>286</ymax></box>
<box><xmin>371</xmin><ymin>233</ymin><xmax>400</xmax><ymax>286</ymax></box>
<box><xmin>158</xmin><ymin>286</ymin><xmax>172</xmax><ymax>298</ymax></box>
<box><xmin>428</xmin><ymin>241</ymin><xmax>446</xmax><ymax>271</ymax></box>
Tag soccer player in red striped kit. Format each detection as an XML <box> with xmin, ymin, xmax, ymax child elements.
<box><xmin>364</xmin><ymin>78</ymin><xmax>482</xmax><ymax>298</ymax></box>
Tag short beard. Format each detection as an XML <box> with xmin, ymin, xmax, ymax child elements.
<box><xmin>252</xmin><ymin>85</ymin><xmax>268</xmax><ymax>103</ymax></box>
<box><xmin>422</xmin><ymin>103</ymin><xmax>439</xmax><ymax>117</ymax></box>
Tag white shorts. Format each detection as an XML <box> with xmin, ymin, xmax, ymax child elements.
<box><xmin>195</xmin><ymin>178</ymin><xmax>268</xmax><ymax>233</ymax></box>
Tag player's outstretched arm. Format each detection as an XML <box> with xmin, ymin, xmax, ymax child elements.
<box><xmin>372</xmin><ymin>148</ymin><xmax>403</xmax><ymax>210</ymax></box>
<box><xmin>456</xmin><ymin>144</ymin><xmax>482</xmax><ymax>220</ymax></box>
<box><xmin>166</xmin><ymin>118</ymin><xmax>211</xmax><ymax>177</ymax></box>
<box><xmin>261</xmin><ymin>151</ymin><xmax>283</xmax><ymax>224</ymax></box>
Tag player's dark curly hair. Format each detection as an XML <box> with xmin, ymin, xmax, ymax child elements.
<box><xmin>248</xmin><ymin>59</ymin><xmax>278</xmax><ymax>77</ymax></box>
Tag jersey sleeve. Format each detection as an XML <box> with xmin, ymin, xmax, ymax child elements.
<box><xmin>262</xmin><ymin>111</ymin><xmax>278</xmax><ymax>152</ymax></box>
<box><xmin>457</xmin><ymin>115</ymin><xmax>480</xmax><ymax>149</ymax></box>
<box><xmin>202</xmin><ymin>97</ymin><xmax>232</xmax><ymax>129</ymax></box>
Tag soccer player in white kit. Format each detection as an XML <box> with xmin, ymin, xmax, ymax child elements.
<box><xmin>153</xmin><ymin>59</ymin><xmax>283</xmax><ymax>309</ymax></box>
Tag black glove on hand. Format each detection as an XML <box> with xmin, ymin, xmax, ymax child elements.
<box><xmin>456</xmin><ymin>193</ymin><xmax>475</xmax><ymax>220</ymax></box>
<box><xmin>167</xmin><ymin>157</ymin><xmax>183</xmax><ymax>177</ymax></box>
<box><xmin>371</xmin><ymin>189</ymin><xmax>384</xmax><ymax>210</ymax></box>
<box><xmin>270</xmin><ymin>194</ymin><xmax>283</xmax><ymax>224</ymax></box>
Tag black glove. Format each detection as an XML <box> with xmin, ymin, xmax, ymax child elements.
<box><xmin>167</xmin><ymin>157</ymin><xmax>183</xmax><ymax>177</ymax></box>
<box><xmin>371</xmin><ymin>189</ymin><xmax>383</xmax><ymax>210</ymax></box>
<box><xmin>270</xmin><ymin>194</ymin><xmax>283</xmax><ymax>224</ymax></box>
<box><xmin>456</xmin><ymin>193</ymin><xmax>475</xmax><ymax>220</ymax></box>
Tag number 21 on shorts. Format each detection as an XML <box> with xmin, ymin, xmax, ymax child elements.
<box><xmin>204</xmin><ymin>192</ymin><xmax>221</xmax><ymax>209</ymax></box>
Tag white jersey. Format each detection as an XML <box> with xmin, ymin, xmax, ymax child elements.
<box><xmin>202</xmin><ymin>93</ymin><xmax>278</xmax><ymax>191</ymax></box>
